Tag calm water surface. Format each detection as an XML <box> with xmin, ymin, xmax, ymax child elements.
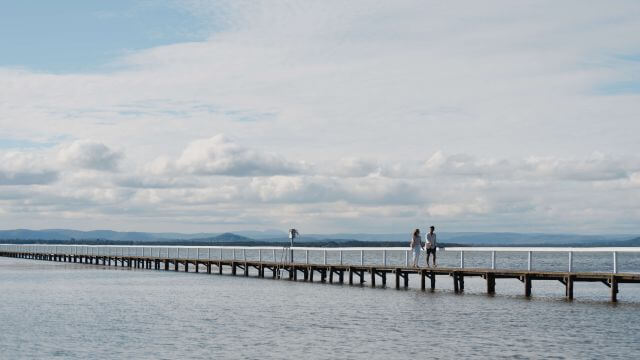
<box><xmin>1</xmin><ymin>256</ymin><xmax>640</xmax><ymax>359</ymax></box>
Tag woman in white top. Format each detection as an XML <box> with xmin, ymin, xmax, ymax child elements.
<box><xmin>410</xmin><ymin>228</ymin><xmax>423</xmax><ymax>267</ymax></box>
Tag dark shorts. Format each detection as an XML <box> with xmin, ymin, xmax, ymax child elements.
<box><xmin>426</xmin><ymin>248</ymin><xmax>436</xmax><ymax>255</ymax></box>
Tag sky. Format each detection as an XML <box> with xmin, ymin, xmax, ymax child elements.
<box><xmin>1</xmin><ymin>0</ymin><xmax>639</xmax><ymax>234</ymax></box>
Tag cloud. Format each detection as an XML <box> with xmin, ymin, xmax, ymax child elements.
<box><xmin>248</xmin><ymin>175</ymin><xmax>425</xmax><ymax>205</ymax></box>
<box><xmin>523</xmin><ymin>153</ymin><xmax>636</xmax><ymax>181</ymax></box>
<box><xmin>421</xmin><ymin>151</ymin><xmax>511</xmax><ymax>177</ymax></box>
<box><xmin>175</xmin><ymin>135</ymin><xmax>302</xmax><ymax>176</ymax></box>
<box><xmin>1</xmin><ymin>2</ymin><xmax>640</xmax><ymax>233</ymax></box>
<box><xmin>57</xmin><ymin>140</ymin><xmax>122</xmax><ymax>171</ymax></box>
<box><xmin>417</xmin><ymin>151</ymin><xmax>639</xmax><ymax>182</ymax></box>
<box><xmin>0</xmin><ymin>151</ymin><xmax>58</xmax><ymax>185</ymax></box>
<box><xmin>327</xmin><ymin>157</ymin><xmax>380</xmax><ymax>177</ymax></box>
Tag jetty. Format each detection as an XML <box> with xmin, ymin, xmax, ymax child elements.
<box><xmin>1</xmin><ymin>245</ymin><xmax>639</xmax><ymax>302</ymax></box>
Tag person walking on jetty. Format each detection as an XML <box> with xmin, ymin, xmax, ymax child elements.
<box><xmin>425</xmin><ymin>225</ymin><xmax>437</xmax><ymax>267</ymax></box>
<box><xmin>410</xmin><ymin>229</ymin><xmax>423</xmax><ymax>267</ymax></box>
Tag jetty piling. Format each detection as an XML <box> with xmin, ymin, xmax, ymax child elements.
<box><xmin>1</xmin><ymin>245</ymin><xmax>639</xmax><ymax>303</ymax></box>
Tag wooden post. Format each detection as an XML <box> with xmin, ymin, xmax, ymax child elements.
<box><xmin>371</xmin><ymin>268</ymin><xmax>376</xmax><ymax>287</ymax></box>
<box><xmin>486</xmin><ymin>273</ymin><xmax>495</xmax><ymax>294</ymax></box>
<box><xmin>339</xmin><ymin>270</ymin><xmax>344</xmax><ymax>283</ymax></box>
<box><xmin>381</xmin><ymin>272</ymin><xmax>387</xmax><ymax>287</ymax></box>
<box><xmin>565</xmin><ymin>275</ymin><xmax>574</xmax><ymax>300</ymax></box>
<box><xmin>430</xmin><ymin>271</ymin><xmax>436</xmax><ymax>291</ymax></box>
<box><xmin>329</xmin><ymin>267</ymin><xmax>334</xmax><ymax>283</ymax></box>
<box><xmin>174</xmin><ymin>261</ymin><xmax>178</xmax><ymax>271</ymax></box>
<box><xmin>232</xmin><ymin>263</ymin><xmax>236</xmax><ymax>276</ymax></box>
<box><xmin>524</xmin><ymin>275</ymin><xmax>532</xmax><ymax>297</ymax></box>
<box><xmin>244</xmin><ymin>263</ymin><xmax>249</xmax><ymax>277</ymax></box>
<box><xmin>611</xmin><ymin>276</ymin><xmax>618</xmax><ymax>303</ymax></box>
<box><xmin>453</xmin><ymin>273</ymin><xmax>459</xmax><ymax>293</ymax></box>
<box><xmin>459</xmin><ymin>275</ymin><xmax>464</xmax><ymax>292</ymax></box>
<box><xmin>420</xmin><ymin>270</ymin><xmax>426</xmax><ymax>291</ymax></box>
<box><xmin>359</xmin><ymin>270</ymin><xmax>364</xmax><ymax>285</ymax></box>
<box><xmin>309</xmin><ymin>268</ymin><xmax>315</xmax><ymax>282</ymax></box>
<box><xmin>403</xmin><ymin>273</ymin><xmax>408</xmax><ymax>288</ymax></box>
<box><xmin>395</xmin><ymin>269</ymin><xmax>401</xmax><ymax>289</ymax></box>
<box><xmin>195</xmin><ymin>261</ymin><xmax>199</xmax><ymax>273</ymax></box>
<box><xmin>207</xmin><ymin>263</ymin><xmax>211</xmax><ymax>274</ymax></box>
<box><xmin>349</xmin><ymin>269</ymin><xmax>354</xmax><ymax>285</ymax></box>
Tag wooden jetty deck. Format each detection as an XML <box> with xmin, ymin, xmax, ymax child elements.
<box><xmin>2</xmin><ymin>248</ymin><xmax>639</xmax><ymax>302</ymax></box>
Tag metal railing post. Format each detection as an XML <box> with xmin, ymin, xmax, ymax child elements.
<box><xmin>460</xmin><ymin>251</ymin><xmax>464</xmax><ymax>269</ymax></box>
<box><xmin>491</xmin><ymin>251</ymin><xmax>496</xmax><ymax>270</ymax></box>
<box><xmin>568</xmin><ymin>251</ymin><xmax>573</xmax><ymax>272</ymax></box>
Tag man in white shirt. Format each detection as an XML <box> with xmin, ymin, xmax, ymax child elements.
<box><xmin>425</xmin><ymin>225</ymin><xmax>437</xmax><ymax>267</ymax></box>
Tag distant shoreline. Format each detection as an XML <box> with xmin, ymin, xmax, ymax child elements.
<box><xmin>1</xmin><ymin>238</ymin><xmax>638</xmax><ymax>247</ymax></box>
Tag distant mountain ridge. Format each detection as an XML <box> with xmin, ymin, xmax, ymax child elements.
<box><xmin>0</xmin><ymin>228</ymin><xmax>638</xmax><ymax>247</ymax></box>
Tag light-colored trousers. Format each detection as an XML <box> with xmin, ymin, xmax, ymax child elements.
<box><xmin>412</xmin><ymin>246</ymin><xmax>421</xmax><ymax>265</ymax></box>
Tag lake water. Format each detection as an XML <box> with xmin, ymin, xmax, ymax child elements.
<box><xmin>1</xmin><ymin>255</ymin><xmax>640</xmax><ymax>359</ymax></box>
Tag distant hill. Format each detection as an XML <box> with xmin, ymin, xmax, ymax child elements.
<box><xmin>0</xmin><ymin>229</ymin><xmax>220</xmax><ymax>241</ymax></box>
<box><xmin>0</xmin><ymin>228</ymin><xmax>637</xmax><ymax>247</ymax></box>
<box><xmin>587</xmin><ymin>236</ymin><xmax>640</xmax><ymax>247</ymax></box>
<box><xmin>286</xmin><ymin>232</ymin><xmax>637</xmax><ymax>245</ymax></box>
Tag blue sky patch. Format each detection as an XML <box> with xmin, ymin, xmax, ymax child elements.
<box><xmin>0</xmin><ymin>0</ymin><xmax>211</xmax><ymax>73</ymax></box>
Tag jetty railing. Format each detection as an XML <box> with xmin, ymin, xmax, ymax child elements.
<box><xmin>444</xmin><ymin>247</ymin><xmax>640</xmax><ymax>274</ymax></box>
<box><xmin>3</xmin><ymin>244</ymin><xmax>640</xmax><ymax>302</ymax></box>
<box><xmin>1</xmin><ymin>244</ymin><xmax>639</xmax><ymax>274</ymax></box>
<box><xmin>0</xmin><ymin>244</ymin><xmax>412</xmax><ymax>266</ymax></box>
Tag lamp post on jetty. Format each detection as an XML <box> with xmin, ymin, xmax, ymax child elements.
<box><xmin>288</xmin><ymin>228</ymin><xmax>299</xmax><ymax>263</ymax></box>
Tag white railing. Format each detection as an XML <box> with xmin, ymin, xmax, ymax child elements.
<box><xmin>0</xmin><ymin>244</ymin><xmax>411</xmax><ymax>267</ymax></box>
<box><xmin>444</xmin><ymin>247</ymin><xmax>640</xmax><ymax>274</ymax></box>
<box><xmin>2</xmin><ymin>244</ymin><xmax>639</xmax><ymax>273</ymax></box>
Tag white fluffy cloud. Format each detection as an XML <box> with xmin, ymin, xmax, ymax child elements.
<box><xmin>0</xmin><ymin>151</ymin><xmax>58</xmax><ymax>185</ymax></box>
<box><xmin>175</xmin><ymin>135</ymin><xmax>302</xmax><ymax>176</ymax></box>
<box><xmin>57</xmin><ymin>140</ymin><xmax>122</xmax><ymax>171</ymax></box>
